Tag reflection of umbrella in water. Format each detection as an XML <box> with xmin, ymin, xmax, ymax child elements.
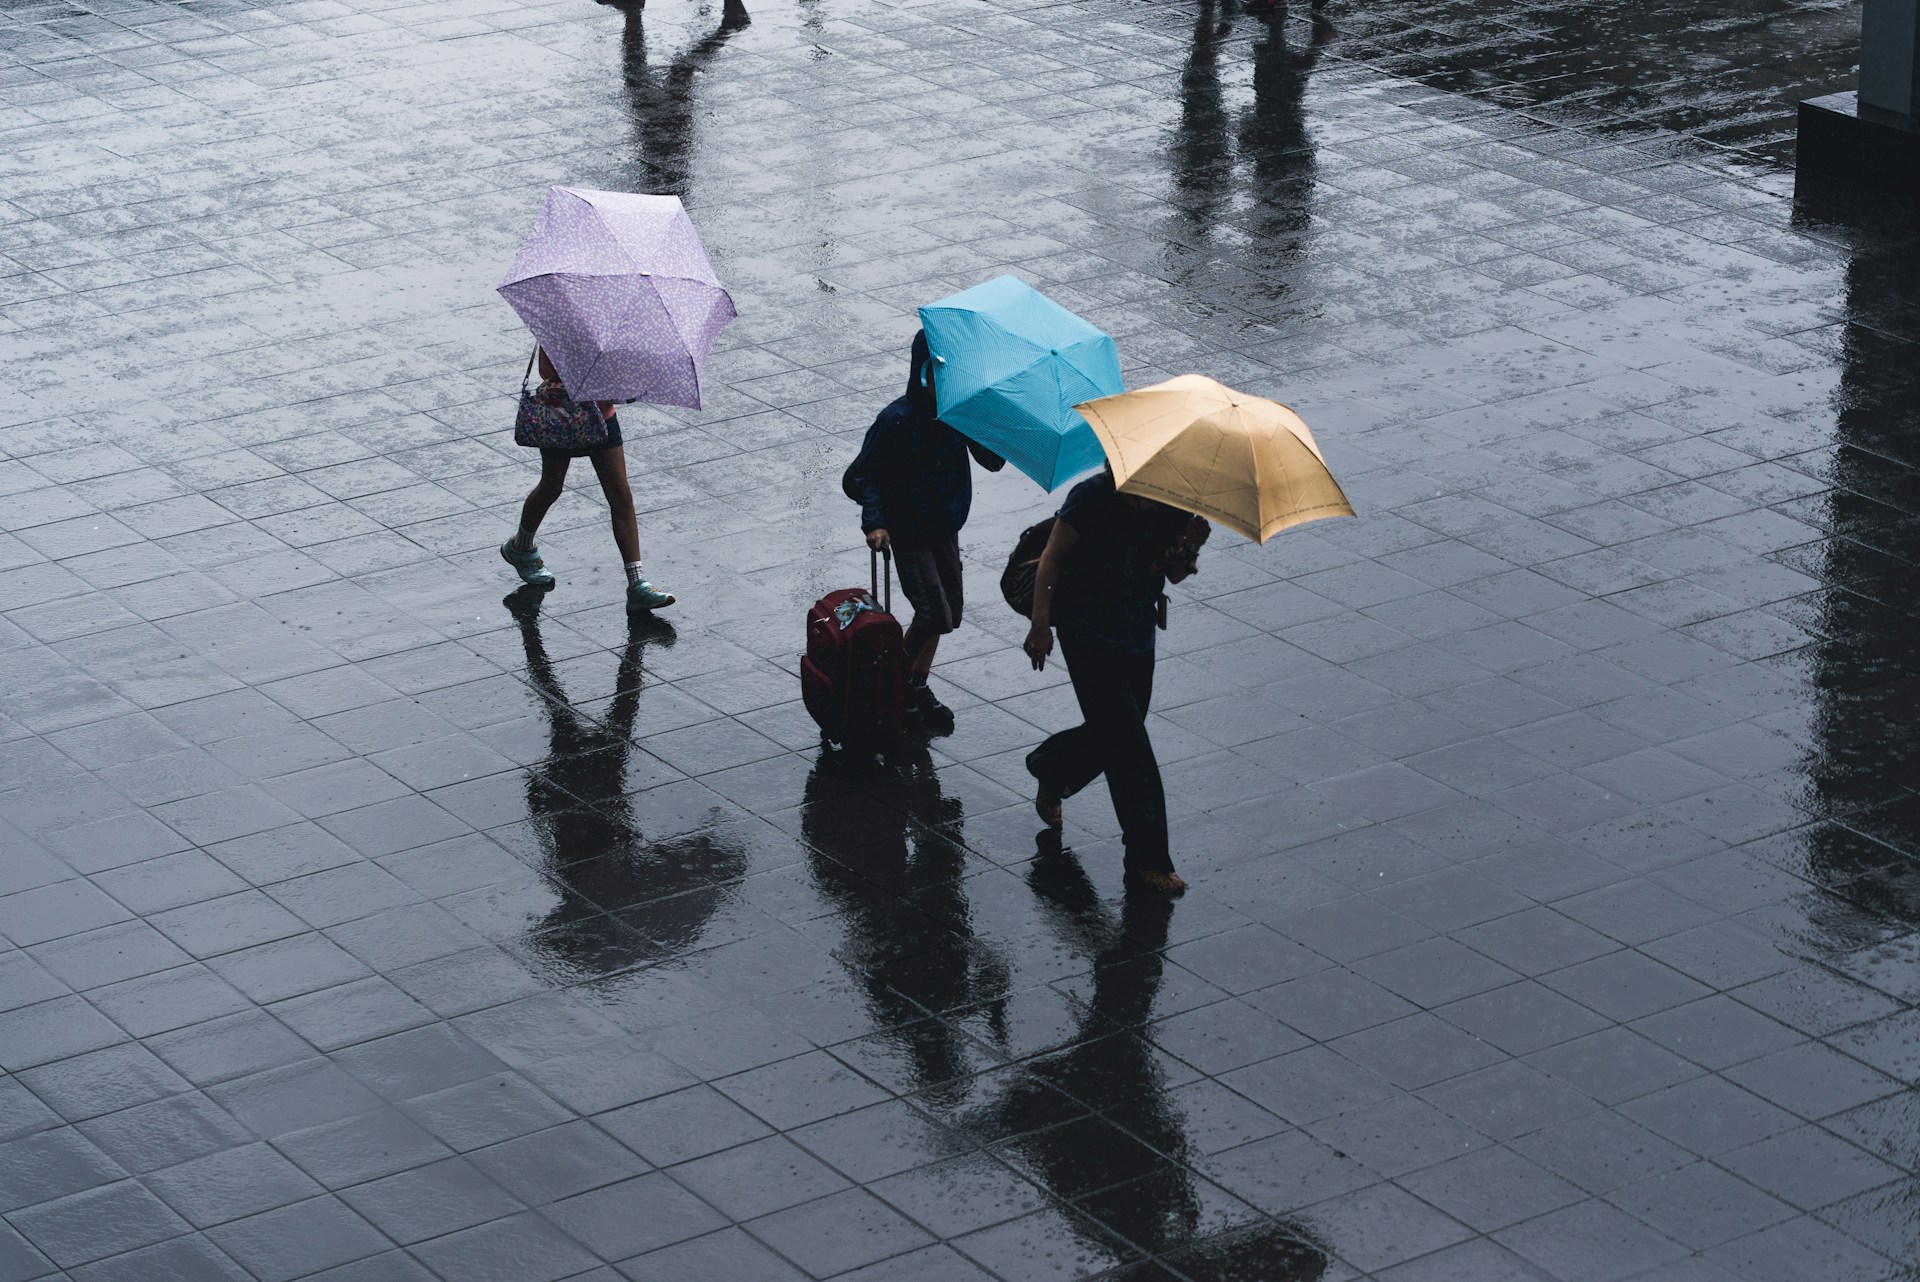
<box><xmin>506</xmin><ymin>590</ymin><xmax>746</xmax><ymax>979</ymax></box>
<box><xmin>1076</xmin><ymin>375</ymin><xmax>1353</xmax><ymax>543</ymax></box>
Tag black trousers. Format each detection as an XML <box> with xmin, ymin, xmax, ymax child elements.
<box><xmin>1027</xmin><ymin>637</ymin><xmax>1172</xmax><ymax>874</ymax></box>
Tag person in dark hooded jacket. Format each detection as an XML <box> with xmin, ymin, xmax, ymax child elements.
<box><xmin>843</xmin><ymin>331</ymin><xmax>1005</xmax><ymax>727</ymax></box>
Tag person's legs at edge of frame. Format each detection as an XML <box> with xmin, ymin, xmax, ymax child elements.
<box><xmin>589</xmin><ymin>445</ymin><xmax>674</xmax><ymax>612</ymax></box>
<box><xmin>503</xmin><ymin>448</ymin><xmax>569</xmax><ymax>588</ymax></box>
<box><xmin>893</xmin><ymin>533</ymin><xmax>964</xmax><ymax>728</ymax></box>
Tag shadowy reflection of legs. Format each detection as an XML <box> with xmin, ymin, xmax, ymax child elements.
<box><xmin>507</xmin><ymin>594</ymin><xmax>744</xmax><ymax>980</ymax></box>
<box><xmin>617</xmin><ymin>0</ymin><xmax>750</xmax><ymax>197</ymax></box>
<box><xmin>974</xmin><ymin>834</ymin><xmax>1330</xmax><ymax>1275</ymax></box>
<box><xmin>801</xmin><ymin>744</ymin><xmax>1013</xmax><ymax>1102</ymax></box>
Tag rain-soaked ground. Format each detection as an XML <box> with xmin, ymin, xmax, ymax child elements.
<box><xmin>1</xmin><ymin>0</ymin><xmax>1917</xmax><ymax>1276</ymax></box>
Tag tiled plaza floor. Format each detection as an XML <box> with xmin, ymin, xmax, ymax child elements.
<box><xmin>2</xmin><ymin>0</ymin><xmax>1918</xmax><ymax>1277</ymax></box>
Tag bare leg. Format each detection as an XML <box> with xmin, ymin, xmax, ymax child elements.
<box><xmin>904</xmin><ymin>626</ymin><xmax>941</xmax><ymax>680</ymax></box>
<box><xmin>588</xmin><ymin>445</ymin><xmax>641</xmax><ymax>565</ymax></box>
<box><xmin>518</xmin><ymin>451</ymin><xmax>571</xmax><ymax>537</ymax></box>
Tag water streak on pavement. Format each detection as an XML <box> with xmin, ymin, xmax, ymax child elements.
<box><xmin>0</xmin><ymin>0</ymin><xmax>1917</xmax><ymax>1277</ymax></box>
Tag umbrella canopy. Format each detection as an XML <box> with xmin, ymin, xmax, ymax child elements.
<box><xmin>1074</xmin><ymin>375</ymin><xmax>1354</xmax><ymax>543</ymax></box>
<box><xmin>918</xmin><ymin>275</ymin><xmax>1123</xmax><ymax>491</ymax></box>
<box><xmin>498</xmin><ymin>186</ymin><xmax>735</xmax><ymax>408</ymax></box>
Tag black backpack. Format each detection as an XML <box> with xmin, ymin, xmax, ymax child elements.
<box><xmin>1000</xmin><ymin>517</ymin><xmax>1054</xmax><ymax>618</ymax></box>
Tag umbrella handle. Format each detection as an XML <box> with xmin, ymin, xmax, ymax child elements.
<box><xmin>870</xmin><ymin>546</ymin><xmax>891</xmax><ymax>613</ymax></box>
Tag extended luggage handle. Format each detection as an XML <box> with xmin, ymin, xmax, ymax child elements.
<box><xmin>870</xmin><ymin>546</ymin><xmax>892</xmax><ymax>613</ymax></box>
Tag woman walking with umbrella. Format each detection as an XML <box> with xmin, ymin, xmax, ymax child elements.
<box><xmin>495</xmin><ymin>186</ymin><xmax>736</xmax><ymax>612</ymax></box>
<box><xmin>501</xmin><ymin>345</ymin><xmax>676</xmax><ymax>612</ymax></box>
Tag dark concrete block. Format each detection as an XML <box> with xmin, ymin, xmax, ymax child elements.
<box><xmin>1797</xmin><ymin>91</ymin><xmax>1920</xmax><ymax>197</ymax></box>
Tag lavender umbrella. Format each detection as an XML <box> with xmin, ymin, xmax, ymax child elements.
<box><xmin>497</xmin><ymin>186</ymin><xmax>736</xmax><ymax>408</ymax></box>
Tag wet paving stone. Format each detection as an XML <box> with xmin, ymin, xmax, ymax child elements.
<box><xmin>1</xmin><ymin>0</ymin><xmax>1918</xmax><ymax>1276</ymax></box>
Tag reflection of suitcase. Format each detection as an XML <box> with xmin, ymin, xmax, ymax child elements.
<box><xmin>801</xmin><ymin>548</ymin><xmax>905</xmax><ymax>762</ymax></box>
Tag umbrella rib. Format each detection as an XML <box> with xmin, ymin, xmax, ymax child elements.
<box><xmin>1243</xmin><ymin>405</ymin><xmax>1266</xmax><ymax>542</ymax></box>
<box><xmin>565</xmin><ymin>188</ymin><xmax>642</xmax><ymax>278</ymax></box>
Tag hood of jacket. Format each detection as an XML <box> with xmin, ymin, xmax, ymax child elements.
<box><xmin>906</xmin><ymin>329</ymin><xmax>937</xmax><ymax>416</ymax></box>
<box><xmin>841</xmin><ymin>332</ymin><xmax>979</xmax><ymax>539</ymax></box>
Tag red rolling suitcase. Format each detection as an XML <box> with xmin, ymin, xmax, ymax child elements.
<box><xmin>801</xmin><ymin>548</ymin><xmax>906</xmax><ymax>763</ymax></box>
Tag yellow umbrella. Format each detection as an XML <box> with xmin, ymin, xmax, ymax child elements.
<box><xmin>1073</xmin><ymin>375</ymin><xmax>1354</xmax><ymax>543</ymax></box>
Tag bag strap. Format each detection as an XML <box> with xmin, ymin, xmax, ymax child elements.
<box><xmin>870</xmin><ymin>546</ymin><xmax>891</xmax><ymax>613</ymax></box>
<box><xmin>522</xmin><ymin>344</ymin><xmax>538</xmax><ymax>393</ymax></box>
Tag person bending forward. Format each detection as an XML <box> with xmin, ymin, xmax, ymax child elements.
<box><xmin>1023</xmin><ymin>466</ymin><xmax>1210</xmax><ymax>896</ymax></box>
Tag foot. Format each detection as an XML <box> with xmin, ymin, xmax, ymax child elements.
<box><xmin>501</xmin><ymin>539</ymin><xmax>554</xmax><ymax>588</ymax></box>
<box><xmin>1125</xmin><ymin>868</ymin><xmax>1188</xmax><ymax>897</ymax></box>
<box><xmin>627</xmin><ymin>578</ymin><xmax>675</xmax><ymax>612</ymax></box>
<box><xmin>1034</xmin><ymin>779</ymin><xmax>1062</xmax><ymax>829</ymax></box>
<box><xmin>1025</xmin><ymin>748</ymin><xmax>1063</xmax><ymax>827</ymax></box>
<box><xmin>905</xmin><ymin>681</ymin><xmax>954</xmax><ymax>729</ymax></box>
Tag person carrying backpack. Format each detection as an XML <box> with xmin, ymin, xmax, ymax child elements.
<box><xmin>843</xmin><ymin>331</ymin><xmax>1005</xmax><ymax>728</ymax></box>
<box><xmin>1020</xmin><ymin>466</ymin><xmax>1210</xmax><ymax>896</ymax></box>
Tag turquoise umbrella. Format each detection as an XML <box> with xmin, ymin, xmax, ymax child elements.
<box><xmin>918</xmin><ymin>276</ymin><xmax>1124</xmax><ymax>491</ymax></box>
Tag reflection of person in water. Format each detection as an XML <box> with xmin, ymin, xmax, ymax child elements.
<box><xmin>1165</xmin><ymin>2</ymin><xmax>1333</xmax><ymax>310</ymax></box>
<box><xmin>1170</xmin><ymin>0</ymin><xmax>1234</xmax><ymax>243</ymax></box>
<box><xmin>800</xmin><ymin>745</ymin><xmax>1010</xmax><ymax>1105</ymax></box>
<box><xmin>971</xmin><ymin>839</ymin><xmax>1328</xmax><ymax>1277</ymax></box>
<box><xmin>612</xmin><ymin>0</ymin><xmax>751</xmax><ymax>197</ymax></box>
<box><xmin>1241</xmin><ymin>4</ymin><xmax>1335</xmax><ymax>261</ymax></box>
<box><xmin>508</xmin><ymin>589</ymin><xmax>746</xmax><ymax>977</ymax></box>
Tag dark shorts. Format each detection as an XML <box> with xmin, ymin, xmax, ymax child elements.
<box><xmin>893</xmin><ymin>534</ymin><xmax>964</xmax><ymax>634</ymax></box>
